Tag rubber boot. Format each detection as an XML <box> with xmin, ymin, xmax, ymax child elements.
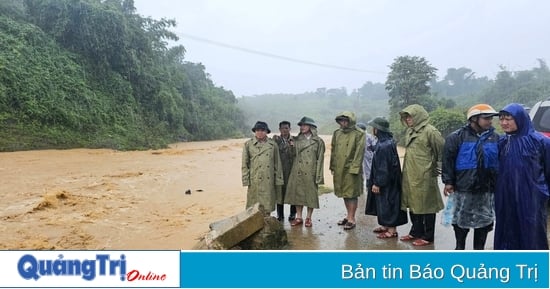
<box><xmin>453</xmin><ymin>224</ymin><xmax>469</xmax><ymax>250</ymax></box>
<box><xmin>276</xmin><ymin>204</ymin><xmax>284</xmax><ymax>221</ymax></box>
<box><xmin>289</xmin><ymin>205</ymin><xmax>297</xmax><ymax>221</ymax></box>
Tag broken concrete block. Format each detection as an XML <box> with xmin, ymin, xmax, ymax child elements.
<box><xmin>196</xmin><ymin>203</ymin><xmax>265</xmax><ymax>250</ymax></box>
<box><xmin>239</xmin><ymin>216</ymin><xmax>288</xmax><ymax>250</ymax></box>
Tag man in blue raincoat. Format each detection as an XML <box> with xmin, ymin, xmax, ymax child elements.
<box><xmin>495</xmin><ymin>103</ymin><xmax>550</xmax><ymax>250</ymax></box>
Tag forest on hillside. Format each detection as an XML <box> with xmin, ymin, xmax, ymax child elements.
<box><xmin>1</xmin><ymin>1</ymin><xmax>549</xmax><ymax>150</ymax></box>
<box><xmin>238</xmin><ymin>59</ymin><xmax>550</xmax><ymax>137</ymax></box>
<box><xmin>0</xmin><ymin>0</ymin><xmax>247</xmax><ymax>151</ymax></box>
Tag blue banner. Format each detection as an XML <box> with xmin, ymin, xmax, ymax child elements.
<box><xmin>1</xmin><ymin>250</ymin><xmax>548</xmax><ymax>288</ymax></box>
<box><xmin>180</xmin><ymin>251</ymin><xmax>549</xmax><ymax>288</ymax></box>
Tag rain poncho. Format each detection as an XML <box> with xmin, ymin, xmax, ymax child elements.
<box><xmin>363</xmin><ymin>133</ymin><xmax>377</xmax><ymax>182</ymax></box>
<box><xmin>285</xmin><ymin>128</ymin><xmax>325</xmax><ymax>208</ymax></box>
<box><xmin>330</xmin><ymin>111</ymin><xmax>366</xmax><ymax>198</ymax></box>
<box><xmin>273</xmin><ymin>134</ymin><xmax>294</xmax><ymax>204</ymax></box>
<box><xmin>242</xmin><ymin>137</ymin><xmax>284</xmax><ymax>212</ymax></box>
<box><xmin>365</xmin><ymin>130</ymin><xmax>408</xmax><ymax>227</ymax></box>
<box><xmin>442</xmin><ymin>124</ymin><xmax>498</xmax><ymax>229</ymax></box>
<box><xmin>494</xmin><ymin>103</ymin><xmax>550</xmax><ymax>250</ymax></box>
<box><xmin>400</xmin><ymin>104</ymin><xmax>445</xmax><ymax>214</ymax></box>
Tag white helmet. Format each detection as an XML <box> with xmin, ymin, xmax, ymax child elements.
<box><xmin>467</xmin><ymin>104</ymin><xmax>498</xmax><ymax>120</ymax></box>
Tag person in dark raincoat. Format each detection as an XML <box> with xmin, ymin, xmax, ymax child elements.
<box><xmin>495</xmin><ymin>103</ymin><xmax>550</xmax><ymax>250</ymax></box>
<box><xmin>272</xmin><ymin>120</ymin><xmax>297</xmax><ymax>221</ymax></box>
<box><xmin>330</xmin><ymin>111</ymin><xmax>366</xmax><ymax>230</ymax></box>
<box><xmin>285</xmin><ymin>117</ymin><xmax>325</xmax><ymax>227</ymax></box>
<box><xmin>442</xmin><ymin>104</ymin><xmax>499</xmax><ymax>250</ymax></box>
<box><xmin>399</xmin><ymin>104</ymin><xmax>445</xmax><ymax>246</ymax></box>
<box><xmin>242</xmin><ymin>121</ymin><xmax>284</xmax><ymax>214</ymax></box>
<box><xmin>365</xmin><ymin>117</ymin><xmax>408</xmax><ymax>239</ymax></box>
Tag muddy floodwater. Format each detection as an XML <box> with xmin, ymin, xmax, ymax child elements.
<box><xmin>1</xmin><ymin>137</ymin><xmax>547</xmax><ymax>250</ymax></box>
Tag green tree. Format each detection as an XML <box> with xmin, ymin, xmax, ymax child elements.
<box><xmin>429</xmin><ymin>108</ymin><xmax>465</xmax><ymax>138</ymax></box>
<box><xmin>0</xmin><ymin>0</ymin><xmax>25</xmax><ymax>20</ymax></box>
<box><xmin>0</xmin><ymin>0</ymin><xmax>247</xmax><ymax>150</ymax></box>
<box><xmin>385</xmin><ymin>55</ymin><xmax>437</xmax><ymax>114</ymax></box>
<box><xmin>480</xmin><ymin>61</ymin><xmax>550</xmax><ymax>108</ymax></box>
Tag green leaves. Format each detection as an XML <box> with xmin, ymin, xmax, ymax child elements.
<box><xmin>385</xmin><ymin>55</ymin><xmax>437</xmax><ymax>114</ymax></box>
<box><xmin>0</xmin><ymin>1</ymin><xmax>246</xmax><ymax>151</ymax></box>
<box><xmin>480</xmin><ymin>60</ymin><xmax>550</xmax><ymax>108</ymax></box>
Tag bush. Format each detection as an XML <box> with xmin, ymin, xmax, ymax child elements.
<box><xmin>429</xmin><ymin>108</ymin><xmax>466</xmax><ymax>138</ymax></box>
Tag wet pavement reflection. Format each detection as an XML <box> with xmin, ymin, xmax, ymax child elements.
<box><xmin>280</xmin><ymin>193</ymin><xmax>494</xmax><ymax>250</ymax></box>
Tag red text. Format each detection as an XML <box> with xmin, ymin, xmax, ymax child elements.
<box><xmin>126</xmin><ymin>270</ymin><xmax>167</xmax><ymax>281</ymax></box>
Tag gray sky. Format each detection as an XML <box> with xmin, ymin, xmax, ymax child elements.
<box><xmin>134</xmin><ymin>0</ymin><xmax>550</xmax><ymax>97</ymax></box>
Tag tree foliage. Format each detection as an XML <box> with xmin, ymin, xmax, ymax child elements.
<box><xmin>431</xmin><ymin>67</ymin><xmax>491</xmax><ymax>98</ymax></box>
<box><xmin>239</xmin><ymin>57</ymin><xmax>550</xmax><ymax>146</ymax></box>
<box><xmin>0</xmin><ymin>0</ymin><xmax>246</xmax><ymax>151</ymax></box>
<box><xmin>238</xmin><ymin>87</ymin><xmax>389</xmax><ymax>136</ymax></box>
<box><xmin>480</xmin><ymin>60</ymin><xmax>550</xmax><ymax>108</ymax></box>
<box><xmin>429</xmin><ymin>108</ymin><xmax>465</xmax><ymax>138</ymax></box>
<box><xmin>385</xmin><ymin>55</ymin><xmax>437</xmax><ymax>114</ymax></box>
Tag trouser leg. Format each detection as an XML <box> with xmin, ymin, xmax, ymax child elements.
<box><xmin>276</xmin><ymin>204</ymin><xmax>284</xmax><ymax>220</ymax></box>
<box><xmin>290</xmin><ymin>205</ymin><xmax>297</xmax><ymax>217</ymax></box>
<box><xmin>409</xmin><ymin>212</ymin><xmax>422</xmax><ymax>238</ymax></box>
<box><xmin>423</xmin><ymin>213</ymin><xmax>436</xmax><ymax>242</ymax></box>
<box><xmin>453</xmin><ymin>224</ymin><xmax>469</xmax><ymax>250</ymax></box>
<box><xmin>473</xmin><ymin>223</ymin><xmax>493</xmax><ymax>250</ymax></box>
<box><xmin>344</xmin><ymin>197</ymin><xmax>358</xmax><ymax>223</ymax></box>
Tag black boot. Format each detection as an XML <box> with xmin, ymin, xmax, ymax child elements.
<box><xmin>276</xmin><ymin>204</ymin><xmax>284</xmax><ymax>221</ymax></box>
<box><xmin>473</xmin><ymin>224</ymin><xmax>493</xmax><ymax>250</ymax></box>
<box><xmin>288</xmin><ymin>205</ymin><xmax>297</xmax><ymax>221</ymax></box>
<box><xmin>453</xmin><ymin>224</ymin><xmax>469</xmax><ymax>250</ymax></box>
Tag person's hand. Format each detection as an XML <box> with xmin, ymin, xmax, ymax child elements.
<box><xmin>372</xmin><ymin>184</ymin><xmax>380</xmax><ymax>194</ymax></box>
<box><xmin>443</xmin><ymin>184</ymin><xmax>454</xmax><ymax>196</ymax></box>
<box><xmin>288</xmin><ymin>138</ymin><xmax>294</xmax><ymax>146</ymax></box>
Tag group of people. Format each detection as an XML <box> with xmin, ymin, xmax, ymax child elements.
<box><xmin>242</xmin><ymin>103</ymin><xmax>549</xmax><ymax>250</ymax></box>
<box><xmin>242</xmin><ymin>117</ymin><xmax>325</xmax><ymax>228</ymax></box>
<box><xmin>441</xmin><ymin>103</ymin><xmax>549</xmax><ymax>250</ymax></box>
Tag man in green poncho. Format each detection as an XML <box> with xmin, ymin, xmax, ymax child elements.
<box><xmin>242</xmin><ymin>121</ymin><xmax>284</xmax><ymax>214</ymax></box>
<box><xmin>330</xmin><ymin>111</ymin><xmax>366</xmax><ymax>230</ymax></box>
<box><xmin>285</xmin><ymin>116</ymin><xmax>325</xmax><ymax>227</ymax></box>
<box><xmin>399</xmin><ymin>104</ymin><xmax>445</xmax><ymax>246</ymax></box>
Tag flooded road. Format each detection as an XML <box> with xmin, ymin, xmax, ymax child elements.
<box><xmin>282</xmin><ymin>193</ymin><xmax>491</xmax><ymax>250</ymax></box>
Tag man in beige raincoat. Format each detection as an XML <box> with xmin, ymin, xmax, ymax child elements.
<box><xmin>285</xmin><ymin>116</ymin><xmax>325</xmax><ymax>227</ymax></box>
<box><xmin>399</xmin><ymin>104</ymin><xmax>445</xmax><ymax>246</ymax></box>
<box><xmin>330</xmin><ymin>111</ymin><xmax>366</xmax><ymax>230</ymax></box>
<box><xmin>242</xmin><ymin>121</ymin><xmax>284</xmax><ymax>213</ymax></box>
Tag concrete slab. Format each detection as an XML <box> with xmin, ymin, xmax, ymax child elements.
<box><xmin>195</xmin><ymin>203</ymin><xmax>265</xmax><ymax>250</ymax></box>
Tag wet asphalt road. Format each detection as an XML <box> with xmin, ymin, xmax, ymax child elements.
<box><xmin>278</xmin><ymin>192</ymin><xmax>492</xmax><ymax>251</ymax></box>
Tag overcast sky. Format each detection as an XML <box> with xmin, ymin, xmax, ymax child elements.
<box><xmin>134</xmin><ymin>0</ymin><xmax>550</xmax><ymax>97</ymax></box>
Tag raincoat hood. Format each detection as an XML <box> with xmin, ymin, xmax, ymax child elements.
<box><xmin>330</xmin><ymin>111</ymin><xmax>366</xmax><ymax>198</ymax></box>
<box><xmin>336</xmin><ymin>111</ymin><xmax>357</xmax><ymax>132</ymax></box>
<box><xmin>494</xmin><ymin>102</ymin><xmax>550</xmax><ymax>250</ymax></box>
<box><xmin>400</xmin><ymin>104</ymin><xmax>429</xmax><ymax>131</ymax></box>
<box><xmin>499</xmin><ymin>103</ymin><xmax>534</xmax><ymax>137</ymax></box>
